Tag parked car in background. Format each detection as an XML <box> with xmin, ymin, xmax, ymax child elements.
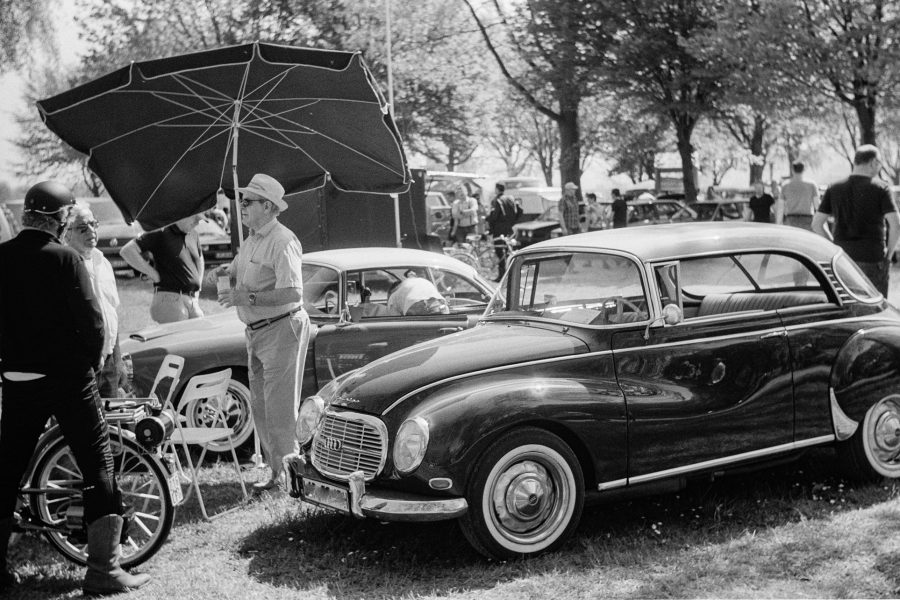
<box><xmin>121</xmin><ymin>248</ymin><xmax>494</xmax><ymax>456</ymax></box>
<box><xmin>628</xmin><ymin>196</ymin><xmax>696</xmax><ymax>226</ymax></box>
<box><xmin>195</xmin><ymin>219</ymin><xmax>233</xmax><ymax>267</ymax></box>
<box><xmin>286</xmin><ymin>222</ymin><xmax>900</xmax><ymax>560</ymax></box>
<box><xmin>512</xmin><ymin>204</ymin><xmax>561</xmax><ymax>248</ymax></box>
<box><xmin>510</xmin><ymin>186</ymin><xmax>560</xmax><ymax>221</ymax></box>
<box><xmin>688</xmin><ymin>198</ymin><xmax>750</xmax><ymax>222</ymax></box>
<box><xmin>495</xmin><ymin>176</ymin><xmax>544</xmax><ymax>192</ymax></box>
<box><xmin>425</xmin><ymin>191</ymin><xmax>451</xmax><ymax>240</ymax></box>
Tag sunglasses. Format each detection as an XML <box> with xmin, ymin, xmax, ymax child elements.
<box><xmin>238</xmin><ymin>198</ymin><xmax>267</xmax><ymax>208</ymax></box>
<box><xmin>75</xmin><ymin>220</ymin><xmax>99</xmax><ymax>234</ymax></box>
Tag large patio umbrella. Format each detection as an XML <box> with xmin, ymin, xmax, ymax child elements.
<box><xmin>37</xmin><ymin>42</ymin><xmax>411</xmax><ymax>242</ymax></box>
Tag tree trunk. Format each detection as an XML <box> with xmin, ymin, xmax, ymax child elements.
<box><xmin>673</xmin><ymin>116</ymin><xmax>698</xmax><ymax>203</ymax></box>
<box><xmin>558</xmin><ymin>106</ymin><xmax>581</xmax><ymax>194</ymax></box>
<box><xmin>854</xmin><ymin>98</ymin><xmax>877</xmax><ymax>146</ymax></box>
<box><xmin>748</xmin><ymin>115</ymin><xmax>766</xmax><ymax>184</ymax></box>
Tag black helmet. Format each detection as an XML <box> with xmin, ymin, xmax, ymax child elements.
<box><xmin>24</xmin><ymin>181</ymin><xmax>75</xmax><ymax>215</ymax></box>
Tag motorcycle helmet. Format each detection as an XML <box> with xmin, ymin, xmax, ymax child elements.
<box><xmin>24</xmin><ymin>181</ymin><xmax>75</xmax><ymax>215</ymax></box>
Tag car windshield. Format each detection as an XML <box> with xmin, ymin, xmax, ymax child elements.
<box><xmin>303</xmin><ymin>263</ymin><xmax>341</xmax><ymax>315</ymax></box>
<box><xmin>486</xmin><ymin>252</ymin><xmax>648</xmax><ymax>325</ymax></box>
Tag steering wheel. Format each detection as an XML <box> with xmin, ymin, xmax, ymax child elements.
<box><xmin>595</xmin><ymin>296</ymin><xmax>643</xmax><ymax>323</ymax></box>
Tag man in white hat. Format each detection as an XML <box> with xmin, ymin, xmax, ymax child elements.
<box><xmin>559</xmin><ymin>181</ymin><xmax>581</xmax><ymax>236</ymax></box>
<box><xmin>210</xmin><ymin>173</ymin><xmax>310</xmax><ymax>491</ymax></box>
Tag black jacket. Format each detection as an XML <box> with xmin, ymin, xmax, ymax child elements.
<box><xmin>0</xmin><ymin>229</ymin><xmax>104</xmax><ymax>375</ymax></box>
<box><xmin>486</xmin><ymin>194</ymin><xmax>522</xmax><ymax>237</ymax></box>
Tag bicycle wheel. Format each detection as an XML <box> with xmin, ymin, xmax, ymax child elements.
<box><xmin>446</xmin><ymin>248</ymin><xmax>479</xmax><ymax>270</ymax></box>
<box><xmin>29</xmin><ymin>433</ymin><xmax>174</xmax><ymax>568</ymax></box>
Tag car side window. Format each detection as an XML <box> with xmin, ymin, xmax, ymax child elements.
<box><xmin>734</xmin><ymin>253</ymin><xmax>819</xmax><ymax>289</ymax></box>
<box><xmin>430</xmin><ymin>268</ymin><xmax>490</xmax><ymax>310</ymax></box>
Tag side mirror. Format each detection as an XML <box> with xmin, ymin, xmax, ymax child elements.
<box><xmin>643</xmin><ymin>303</ymin><xmax>683</xmax><ymax>340</ymax></box>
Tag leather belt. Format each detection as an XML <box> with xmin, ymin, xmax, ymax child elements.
<box><xmin>247</xmin><ymin>307</ymin><xmax>302</xmax><ymax>331</ymax></box>
<box><xmin>154</xmin><ymin>287</ymin><xmax>198</xmax><ymax>296</ymax></box>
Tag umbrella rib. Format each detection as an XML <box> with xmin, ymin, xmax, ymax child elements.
<box><xmin>131</xmin><ymin>121</ymin><xmax>233</xmax><ymax>221</ymax></box>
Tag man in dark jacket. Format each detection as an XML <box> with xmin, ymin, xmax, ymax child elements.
<box><xmin>0</xmin><ymin>181</ymin><xmax>150</xmax><ymax>595</ymax></box>
<box><xmin>485</xmin><ymin>183</ymin><xmax>523</xmax><ymax>281</ymax></box>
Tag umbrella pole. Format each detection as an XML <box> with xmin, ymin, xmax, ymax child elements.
<box><xmin>230</xmin><ymin>103</ymin><xmax>244</xmax><ymax>250</ymax></box>
<box><xmin>393</xmin><ymin>193</ymin><xmax>401</xmax><ymax>248</ymax></box>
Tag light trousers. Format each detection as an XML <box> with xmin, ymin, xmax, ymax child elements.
<box><xmin>245</xmin><ymin>310</ymin><xmax>310</xmax><ymax>476</ymax></box>
<box><xmin>150</xmin><ymin>291</ymin><xmax>203</xmax><ymax>324</ymax></box>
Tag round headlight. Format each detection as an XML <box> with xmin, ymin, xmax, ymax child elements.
<box><xmin>296</xmin><ymin>395</ymin><xmax>325</xmax><ymax>445</ymax></box>
<box><xmin>393</xmin><ymin>417</ymin><xmax>429</xmax><ymax>474</ymax></box>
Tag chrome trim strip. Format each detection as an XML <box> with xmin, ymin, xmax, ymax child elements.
<box><xmin>625</xmin><ymin>435</ymin><xmax>835</xmax><ymax>486</ymax></box>
<box><xmin>614</xmin><ymin>325</ymin><xmax>786</xmax><ymax>353</ymax></box>
<box><xmin>830</xmin><ymin>388</ymin><xmax>858</xmax><ymax>441</ymax></box>
<box><xmin>597</xmin><ymin>478</ymin><xmax>627</xmax><ymax>491</ymax></box>
<box><xmin>783</xmin><ymin>314</ymin><xmax>890</xmax><ymax>332</ymax></box>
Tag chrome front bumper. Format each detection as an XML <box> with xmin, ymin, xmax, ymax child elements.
<box><xmin>283</xmin><ymin>454</ymin><xmax>467</xmax><ymax>522</ymax></box>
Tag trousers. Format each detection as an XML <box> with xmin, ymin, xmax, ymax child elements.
<box><xmin>245</xmin><ymin>310</ymin><xmax>310</xmax><ymax>476</ymax></box>
<box><xmin>855</xmin><ymin>259</ymin><xmax>890</xmax><ymax>298</ymax></box>
<box><xmin>0</xmin><ymin>370</ymin><xmax>120</xmax><ymax>524</ymax></box>
<box><xmin>150</xmin><ymin>291</ymin><xmax>203</xmax><ymax>324</ymax></box>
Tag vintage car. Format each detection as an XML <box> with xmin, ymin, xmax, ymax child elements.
<box><xmin>286</xmin><ymin>222</ymin><xmax>900</xmax><ymax>560</ymax></box>
<box><xmin>688</xmin><ymin>198</ymin><xmax>750</xmax><ymax>222</ymax></box>
<box><xmin>512</xmin><ymin>203</ymin><xmax>561</xmax><ymax>248</ymax></box>
<box><xmin>195</xmin><ymin>219</ymin><xmax>234</xmax><ymax>267</ymax></box>
<box><xmin>121</xmin><ymin>248</ymin><xmax>494</xmax><ymax>454</ymax></box>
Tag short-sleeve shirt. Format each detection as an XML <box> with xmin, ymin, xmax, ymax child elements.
<box><xmin>819</xmin><ymin>175</ymin><xmax>898</xmax><ymax>263</ymax></box>
<box><xmin>560</xmin><ymin>195</ymin><xmax>580</xmax><ymax>233</ymax></box>
<box><xmin>749</xmin><ymin>194</ymin><xmax>775</xmax><ymax>223</ymax></box>
<box><xmin>135</xmin><ymin>224</ymin><xmax>203</xmax><ymax>293</ymax></box>
<box><xmin>232</xmin><ymin>218</ymin><xmax>304</xmax><ymax>325</ymax></box>
<box><xmin>781</xmin><ymin>180</ymin><xmax>819</xmax><ymax>216</ymax></box>
<box><xmin>83</xmin><ymin>247</ymin><xmax>120</xmax><ymax>357</ymax></box>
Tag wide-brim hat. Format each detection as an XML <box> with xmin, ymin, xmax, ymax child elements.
<box><xmin>237</xmin><ymin>173</ymin><xmax>287</xmax><ymax>211</ymax></box>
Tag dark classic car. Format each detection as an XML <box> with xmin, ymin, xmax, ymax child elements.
<box><xmin>286</xmin><ymin>222</ymin><xmax>900</xmax><ymax>559</ymax></box>
<box><xmin>512</xmin><ymin>204</ymin><xmax>561</xmax><ymax>248</ymax></box>
<box><xmin>120</xmin><ymin>248</ymin><xmax>493</xmax><ymax>454</ymax></box>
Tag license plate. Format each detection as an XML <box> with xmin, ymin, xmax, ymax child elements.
<box><xmin>166</xmin><ymin>471</ymin><xmax>184</xmax><ymax>506</ymax></box>
<box><xmin>301</xmin><ymin>478</ymin><xmax>349</xmax><ymax>513</ymax></box>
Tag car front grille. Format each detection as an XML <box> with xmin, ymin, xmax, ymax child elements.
<box><xmin>310</xmin><ymin>411</ymin><xmax>388</xmax><ymax>481</ymax></box>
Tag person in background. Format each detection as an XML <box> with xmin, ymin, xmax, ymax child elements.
<box><xmin>65</xmin><ymin>203</ymin><xmax>124</xmax><ymax>398</ymax></box>
<box><xmin>559</xmin><ymin>182</ymin><xmax>580</xmax><ymax>236</ymax></box>
<box><xmin>120</xmin><ymin>212</ymin><xmax>206</xmax><ymax>323</ymax></box>
<box><xmin>611</xmin><ymin>188</ymin><xmax>627</xmax><ymax>229</ymax></box>
<box><xmin>0</xmin><ymin>181</ymin><xmax>149</xmax><ymax>595</ymax></box>
<box><xmin>485</xmin><ymin>186</ymin><xmax>523</xmax><ymax>282</ymax></box>
<box><xmin>450</xmin><ymin>187</ymin><xmax>479</xmax><ymax>244</ymax></box>
<box><xmin>211</xmin><ymin>173</ymin><xmax>309</xmax><ymax>492</ymax></box>
<box><xmin>748</xmin><ymin>181</ymin><xmax>775</xmax><ymax>223</ymax></box>
<box><xmin>584</xmin><ymin>192</ymin><xmax>603</xmax><ymax>231</ymax></box>
<box><xmin>813</xmin><ymin>145</ymin><xmax>899</xmax><ymax>297</ymax></box>
<box><xmin>778</xmin><ymin>161</ymin><xmax>819</xmax><ymax>230</ymax></box>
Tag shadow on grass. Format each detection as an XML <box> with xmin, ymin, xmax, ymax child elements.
<box><xmin>235</xmin><ymin>448</ymin><xmax>900</xmax><ymax>599</ymax></box>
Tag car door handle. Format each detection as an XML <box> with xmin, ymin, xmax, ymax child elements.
<box><xmin>760</xmin><ymin>330</ymin><xmax>786</xmax><ymax>339</ymax></box>
<box><xmin>439</xmin><ymin>327</ymin><xmax>464</xmax><ymax>334</ymax></box>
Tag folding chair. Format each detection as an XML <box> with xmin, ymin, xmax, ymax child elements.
<box><xmin>162</xmin><ymin>368</ymin><xmax>249</xmax><ymax>520</ymax></box>
<box><xmin>148</xmin><ymin>354</ymin><xmax>185</xmax><ymax>408</ymax></box>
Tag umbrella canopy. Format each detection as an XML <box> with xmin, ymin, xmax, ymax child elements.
<box><xmin>37</xmin><ymin>42</ymin><xmax>411</xmax><ymax>231</ymax></box>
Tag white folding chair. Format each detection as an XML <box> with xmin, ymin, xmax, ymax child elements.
<box><xmin>148</xmin><ymin>354</ymin><xmax>185</xmax><ymax>408</ymax></box>
<box><xmin>162</xmin><ymin>368</ymin><xmax>249</xmax><ymax>520</ymax></box>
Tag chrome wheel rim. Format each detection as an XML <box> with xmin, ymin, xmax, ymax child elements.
<box><xmin>864</xmin><ymin>395</ymin><xmax>900</xmax><ymax>475</ymax></box>
<box><xmin>485</xmin><ymin>446</ymin><xmax>575</xmax><ymax>551</ymax></box>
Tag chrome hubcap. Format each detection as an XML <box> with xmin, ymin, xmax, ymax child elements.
<box><xmin>493</xmin><ymin>459</ymin><xmax>559</xmax><ymax>535</ymax></box>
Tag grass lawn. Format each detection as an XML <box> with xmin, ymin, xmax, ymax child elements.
<box><xmin>6</xmin><ymin>274</ymin><xmax>900</xmax><ymax>598</ymax></box>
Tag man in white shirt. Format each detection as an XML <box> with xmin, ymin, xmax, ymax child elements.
<box><xmin>778</xmin><ymin>161</ymin><xmax>819</xmax><ymax>230</ymax></box>
<box><xmin>65</xmin><ymin>203</ymin><xmax>123</xmax><ymax>397</ymax></box>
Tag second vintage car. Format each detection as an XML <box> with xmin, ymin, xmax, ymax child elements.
<box><xmin>286</xmin><ymin>222</ymin><xmax>900</xmax><ymax>560</ymax></box>
<box><xmin>121</xmin><ymin>247</ymin><xmax>494</xmax><ymax>454</ymax></box>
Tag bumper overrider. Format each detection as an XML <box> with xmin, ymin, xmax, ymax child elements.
<box><xmin>283</xmin><ymin>453</ymin><xmax>467</xmax><ymax>522</ymax></box>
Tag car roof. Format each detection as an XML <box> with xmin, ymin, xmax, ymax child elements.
<box><xmin>523</xmin><ymin>222</ymin><xmax>838</xmax><ymax>263</ymax></box>
<box><xmin>304</xmin><ymin>247</ymin><xmax>480</xmax><ymax>273</ymax></box>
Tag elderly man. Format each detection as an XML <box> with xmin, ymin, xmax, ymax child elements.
<box><xmin>65</xmin><ymin>203</ymin><xmax>123</xmax><ymax>397</ymax></box>
<box><xmin>813</xmin><ymin>144</ymin><xmax>900</xmax><ymax>297</ymax></box>
<box><xmin>211</xmin><ymin>174</ymin><xmax>309</xmax><ymax>491</ymax></box>
<box><xmin>0</xmin><ymin>181</ymin><xmax>149</xmax><ymax>595</ymax></box>
<box><xmin>559</xmin><ymin>182</ymin><xmax>581</xmax><ymax>236</ymax></box>
<box><xmin>120</xmin><ymin>212</ymin><xmax>206</xmax><ymax>324</ymax></box>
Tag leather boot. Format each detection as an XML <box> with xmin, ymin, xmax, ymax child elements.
<box><xmin>82</xmin><ymin>515</ymin><xmax>151</xmax><ymax>596</ymax></box>
<box><xmin>0</xmin><ymin>517</ymin><xmax>19</xmax><ymax>590</ymax></box>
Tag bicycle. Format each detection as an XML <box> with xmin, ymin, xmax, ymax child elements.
<box><xmin>444</xmin><ymin>233</ymin><xmax>518</xmax><ymax>281</ymax></box>
<box><xmin>13</xmin><ymin>398</ymin><xmax>180</xmax><ymax>568</ymax></box>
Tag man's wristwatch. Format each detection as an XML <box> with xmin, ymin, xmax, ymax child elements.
<box><xmin>248</xmin><ymin>292</ymin><xmax>257</xmax><ymax>306</ymax></box>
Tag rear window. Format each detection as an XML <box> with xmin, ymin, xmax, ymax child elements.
<box><xmin>832</xmin><ymin>254</ymin><xmax>881</xmax><ymax>301</ymax></box>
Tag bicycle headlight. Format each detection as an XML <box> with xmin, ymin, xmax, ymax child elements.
<box><xmin>296</xmin><ymin>395</ymin><xmax>325</xmax><ymax>445</ymax></box>
<box><xmin>393</xmin><ymin>417</ymin><xmax>429</xmax><ymax>474</ymax></box>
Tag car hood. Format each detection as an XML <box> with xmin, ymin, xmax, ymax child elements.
<box><xmin>124</xmin><ymin>308</ymin><xmax>243</xmax><ymax>343</ymax></box>
<box><xmin>329</xmin><ymin>322</ymin><xmax>587</xmax><ymax>415</ymax></box>
<box><xmin>513</xmin><ymin>220</ymin><xmax>558</xmax><ymax>232</ymax></box>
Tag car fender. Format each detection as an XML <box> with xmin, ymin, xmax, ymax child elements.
<box><xmin>831</xmin><ymin>324</ymin><xmax>900</xmax><ymax>425</ymax></box>
<box><xmin>386</xmin><ymin>362</ymin><xmax>626</xmax><ymax>496</ymax></box>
